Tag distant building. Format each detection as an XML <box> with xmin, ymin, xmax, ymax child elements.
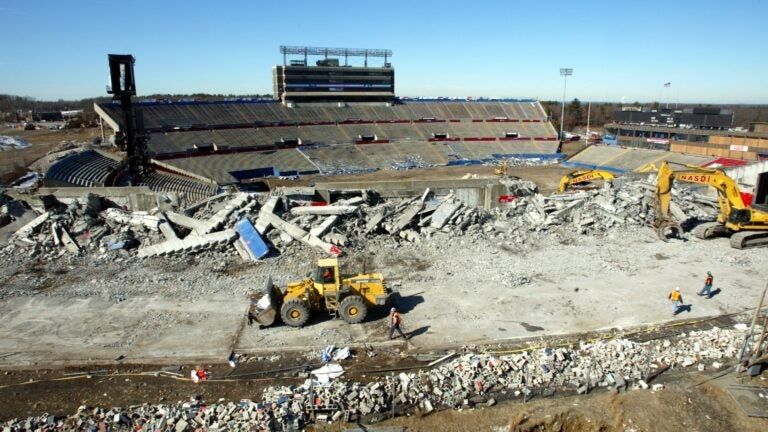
<box><xmin>605</xmin><ymin>107</ymin><xmax>768</xmax><ymax>161</ymax></box>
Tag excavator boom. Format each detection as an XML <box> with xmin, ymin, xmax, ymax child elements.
<box><xmin>654</xmin><ymin>160</ymin><xmax>768</xmax><ymax>248</ymax></box>
<box><xmin>558</xmin><ymin>169</ymin><xmax>616</xmax><ymax>193</ymax></box>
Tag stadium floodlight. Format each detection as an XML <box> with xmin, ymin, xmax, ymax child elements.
<box><xmin>559</xmin><ymin>68</ymin><xmax>573</xmax><ymax>143</ymax></box>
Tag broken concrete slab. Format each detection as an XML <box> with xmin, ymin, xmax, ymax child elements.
<box><xmin>389</xmin><ymin>203</ymin><xmax>423</xmax><ymax>233</ymax></box>
<box><xmin>192</xmin><ymin>193</ymin><xmax>252</xmax><ymax>235</ymax></box>
<box><xmin>261</xmin><ymin>212</ymin><xmax>341</xmax><ymax>256</ymax></box>
<box><xmin>11</xmin><ymin>211</ymin><xmax>50</xmax><ymax>240</ymax></box>
<box><xmin>309</xmin><ymin>216</ymin><xmax>338</xmax><ymax>238</ymax></box>
<box><xmin>136</xmin><ymin>229</ymin><xmax>237</xmax><ymax>258</ymax></box>
<box><xmin>102</xmin><ymin>208</ymin><xmax>159</xmax><ymax>231</ymax></box>
<box><xmin>290</xmin><ymin>205</ymin><xmax>359</xmax><ymax>216</ymax></box>
<box><xmin>254</xmin><ymin>196</ymin><xmax>280</xmax><ymax>234</ymax></box>
<box><xmin>164</xmin><ymin>211</ymin><xmax>207</xmax><ymax>232</ymax></box>
<box><xmin>430</xmin><ymin>201</ymin><xmax>463</xmax><ymax>229</ymax></box>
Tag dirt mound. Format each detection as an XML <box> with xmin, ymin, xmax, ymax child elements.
<box><xmin>509</xmin><ymin>408</ymin><xmax>611</xmax><ymax>431</ymax></box>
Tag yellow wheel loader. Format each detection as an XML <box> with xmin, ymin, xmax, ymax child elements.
<box><xmin>249</xmin><ymin>258</ymin><xmax>390</xmax><ymax>327</ymax></box>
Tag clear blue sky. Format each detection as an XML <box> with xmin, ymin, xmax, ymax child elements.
<box><xmin>2</xmin><ymin>0</ymin><xmax>767</xmax><ymax>104</ymax></box>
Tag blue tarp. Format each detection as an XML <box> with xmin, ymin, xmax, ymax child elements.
<box><xmin>235</xmin><ymin>219</ymin><xmax>269</xmax><ymax>260</ymax></box>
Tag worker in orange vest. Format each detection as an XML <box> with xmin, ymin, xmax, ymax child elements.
<box><xmin>191</xmin><ymin>367</ymin><xmax>209</xmax><ymax>384</ymax></box>
<box><xmin>697</xmin><ymin>271</ymin><xmax>714</xmax><ymax>299</ymax></box>
<box><xmin>389</xmin><ymin>307</ymin><xmax>407</xmax><ymax>340</ymax></box>
<box><xmin>669</xmin><ymin>287</ymin><xmax>684</xmax><ymax>315</ymax></box>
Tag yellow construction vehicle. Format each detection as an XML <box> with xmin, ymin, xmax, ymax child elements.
<box><xmin>249</xmin><ymin>257</ymin><xmax>389</xmax><ymax>327</ymax></box>
<box><xmin>655</xmin><ymin>160</ymin><xmax>768</xmax><ymax>249</ymax></box>
<box><xmin>495</xmin><ymin>160</ymin><xmax>509</xmax><ymax>178</ymax></box>
<box><xmin>558</xmin><ymin>169</ymin><xmax>617</xmax><ymax>193</ymax></box>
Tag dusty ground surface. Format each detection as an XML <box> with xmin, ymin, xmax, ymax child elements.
<box><xmin>2</xmin><ymin>221</ymin><xmax>764</xmax><ymax>367</ymax></box>
<box><xmin>1</xmin><ymin>356</ymin><xmax>766</xmax><ymax>430</ymax></box>
<box><xmin>0</xmin><ymin>126</ymin><xmax>100</xmax><ymax>183</ymax></box>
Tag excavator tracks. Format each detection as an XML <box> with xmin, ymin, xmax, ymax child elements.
<box><xmin>691</xmin><ymin>222</ymin><xmax>728</xmax><ymax>240</ymax></box>
<box><xmin>729</xmin><ymin>231</ymin><xmax>768</xmax><ymax>249</ymax></box>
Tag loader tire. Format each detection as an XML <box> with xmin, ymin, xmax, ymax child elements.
<box><xmin>281</xmin><ymin>300</ymin><xmax>310</xmax><ymax>327</ymax></box>
<box><xmin>340</xmin><ymin>295</ymin><xmax>368</xmax><ymax>324</ymax></box>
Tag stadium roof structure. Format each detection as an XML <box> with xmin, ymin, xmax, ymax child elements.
<box><xmin>280</xmin><ymin>45</ymin><xmax>392</xmax><ymax>66</ymax></box>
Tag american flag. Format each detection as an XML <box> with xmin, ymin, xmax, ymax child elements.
<box><xmin>663</xmin><ymin>82</ymin><xmax>671</xmax><ymax>88</ymax></box>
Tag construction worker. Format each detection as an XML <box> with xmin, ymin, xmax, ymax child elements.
<box><xmin>389</xmin><ymin>307</ymin><xmax>407</xmax><ymax>340</ymax></box>
<box><xmin>190</xmin><ymin>367</ymin><xmax>209</xmax><ymax>384</ymax></box>
<box><xmin>322</xmin><ymin>267</ymin><xmax>334</xmax><ymax>283</ymax></box>
<box><xmin>698</xmin><ymin>271</ymin><xmax>714</xmax><ymax>298</ymax></box>
<box><xmin>669</xmin><ymin>287</ymin><xmax>684</xmax><ymax>315</ymax></box>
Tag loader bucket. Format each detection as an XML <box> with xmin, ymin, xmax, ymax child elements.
<box><xmin>249</xmin><ymin>277</ymin><xmax>280</xmax><ymax>327</ymax></box>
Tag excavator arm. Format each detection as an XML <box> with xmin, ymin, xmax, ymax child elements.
<box><xmin>654</xmin><ymin>160</ymin><xmax>768</xmax><ymax>248</ymax></box>
<box><xmin>558</xmin><ymin>169</ymin><xmax>616</xmax><ymax>193</ymax></box>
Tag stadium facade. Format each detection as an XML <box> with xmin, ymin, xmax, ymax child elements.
<box><xmin>605</xmin><ymin>107</ymin><xmax>768</xmax><ymax>160</ymax></box>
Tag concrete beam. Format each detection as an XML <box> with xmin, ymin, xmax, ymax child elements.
<box><xmin>11</xmin><ymin>211</ymin><xmax>50</xmax><ymax>239</ymax></box>
<box><xmin>261</xmin><ymin>212</ymin><xmax>341</xmax><ymax>256</ymax></box>
<box><xmin>290</xmin><ymin>205</ymin><xmax>358</xmax><ymax>216</ymax></box>
<box><xmin>309</xmin><ymin>216</ymin><xmax>339</xmax><ymax>238</ymax></box>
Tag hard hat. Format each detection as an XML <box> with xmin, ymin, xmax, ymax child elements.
<box><xmin>675</xmin><ymin>287</ymin><xmax>680</xmax><ymax>291</ymax></box>
<box><xmin>390</xmin><ymin>307</ymin><xmax>396</xmax><ymax>313</ymax></box>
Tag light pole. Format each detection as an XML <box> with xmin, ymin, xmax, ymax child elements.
<box><xmin>559</xmin><ymin>68</ymin><xmax>573</xmax><ymax>142</ymax></box>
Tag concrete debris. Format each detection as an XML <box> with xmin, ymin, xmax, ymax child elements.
<box><xmin>3</xmin><ymin>325</ymin><xmax>748</xmax><ymax>430</ymax></box>
<box><xmin>0</xmin><ymin>176</ymin><xmax>723</xmax><ymax>267</ymax></box>
<box><xmin>291</xmin><ymin>205</ymin><xmax>359</xmax><ymax>216</ymax></box>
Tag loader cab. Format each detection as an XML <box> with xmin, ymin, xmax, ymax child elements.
<box><xmin>313</xmin><ymin>258</ymin><xmax>341</xmax><ymax>295</ymax></box>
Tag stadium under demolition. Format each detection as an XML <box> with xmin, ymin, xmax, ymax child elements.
<box><xmin>2</xmin><ymin>48</ymin><xmax>768</xmax><ymax>430</ymax></box>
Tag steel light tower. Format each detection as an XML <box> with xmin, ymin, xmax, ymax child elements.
<box><xmin>559</xmin><ymin>68</ymin><xmax>573</xmax><ymax>142</ymax></box>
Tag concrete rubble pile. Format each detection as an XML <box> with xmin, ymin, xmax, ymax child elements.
<box><xmin>0</xmin><ymin>176</ymin><xmax>722</xmax><ymax>264</ymax></box>
<box><xmin>1</xmin><ymin>326</ymin><xmax>748</xmax><ymax>430</ymax></box>
<box><xmin>491</xmin><ymin>179</ymin><xmax>721</xmax><ymax>236</ymax></box>
<box><xmin>0</xmin><ymin>192</ymin><xmax>251</xmax><ymax>261</ymax></box>
<box><xmin>391</xmin><ymin>155</ymin><xmax>433</xmax><ymax>171</ymax></box>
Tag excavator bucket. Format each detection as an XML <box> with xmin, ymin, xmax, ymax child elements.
<box><xmin>248</xmin><ymin>277</ymin><xmax>281</xmax><ymax>327</ymax></box>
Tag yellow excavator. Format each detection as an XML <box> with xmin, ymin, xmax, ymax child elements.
<box><xmin>249</xmin><ymin>257</ymin><xmax>390</xmax><ymax>327</ymax></box>
<box><xmin>558</xmin><ymin>169</ymin><xmax>617</xmax><ymax>193</ymax></box>
<box><xmin>655</xmin><ymin>160</ymin><xmax>768</xmax><ymax>249</ymax></box>
<box><xmin>495</xmin><ymin>160</ymin><xmax>510</xmax><ymax>178</ymax></box>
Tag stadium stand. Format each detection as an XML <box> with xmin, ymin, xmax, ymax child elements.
<box><xmin>45</xmin><ymin>149</ymin><xmax>121</xmax><ymax>187</ymax></box>
<box><xmin>143</xmin><ymin>171</ymin><xmax>219</xmax><ymax>204</ymax></box>
<box><xmin>98</xmin><ymin>100</ymin><xmax>547</xmax><ymax>130</ymax></box>
<box><xmin>563</xmin><ymin>145</ymin><xmax>717</xmax><ymax>173</ymax></box>
<box><xmin>96</xmin><ymin>98</ymin><xmax>558</xmax><ymax>185</ymax></box>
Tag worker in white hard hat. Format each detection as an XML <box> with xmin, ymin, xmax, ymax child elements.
<box><xmin>698</xmin><ymin>271</ymin><xmax>714</xmax><ymax>299</ymax></box>
<box><xmin>389</xmin><ymin>307</ymin><xmax>407</xmax><ymax>340</ymax></box>
<box><xmin>668</xmin><ymin>287</ymin><xmax>684</xmax><ymax>315</ymax></box>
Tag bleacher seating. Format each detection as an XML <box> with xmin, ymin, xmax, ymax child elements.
<box><xmin>143</xmin><ymin>171</ymin><xmax>218</xmax><ymax>203</ymax></box>
<box><xmin>564</xmin><ymin>145</ymin><xmax>716</xmax><ymax>173</ymax></box>
<box><xmin>45</xmin><ymin>150</ymin><xmax>121</xmax><ymax>187</ymax></box>
<box><xmin>96</xmin><ymin>98</ymin><xmax>558</xmax><ymax>186</ymax></box>
<box><xmin>100</xmin><ymin>100</ymin><xmax>548</xmax><ymax>130</ymax></box>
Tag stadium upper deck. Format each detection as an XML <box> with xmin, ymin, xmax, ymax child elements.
<box><xmin>97</xmin><ymin>99</ymin><xmax>548</xmax><ymax>131</ymax></box>
<box><xmin>95</xmin><ymin>98</ymin><xmax>560</xmax><ymax>184</ymax></box>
